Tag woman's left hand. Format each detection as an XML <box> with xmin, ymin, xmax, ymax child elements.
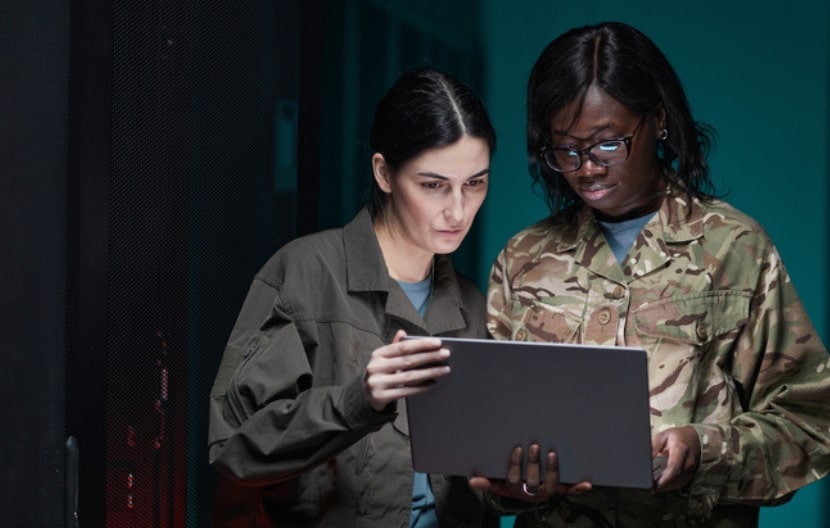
<box><xmin>651</xmin><ymin>425</ymin><xmax>701</xmax><ymax>492</ymax></box>
<box><xmin>468</xmin><ymin>443</ymin><xmax>591</xmax><ymax>503</ymax></box>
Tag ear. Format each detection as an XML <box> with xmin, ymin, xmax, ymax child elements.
<box><xmin>372</xmin><ymin>153</ymin><xmax>393</xmax><ymax>193</ymax></box>
<box><xmin>653</xmin><ymin>102</ymin><xmax>668</xmax><ymax>131</ymax></box>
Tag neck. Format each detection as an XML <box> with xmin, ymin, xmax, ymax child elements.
<box><xmin>595</xmin><ymin>180</ymin><xmax>670</xmax><ymax>222</ymax></box>
<box><xmin>374</xmin><ymin>221</ymin><xmax>433</xmax><ymax>282</ymax></box>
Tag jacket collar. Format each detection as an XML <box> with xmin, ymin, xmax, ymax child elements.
<box><xmin>343</xmin><ymin>208</ymin><xmax>390</xmax><ymax>292</ymax></box>
<box><xmin>342</xmin><ymin>208</ymin><xmax>470</xmax><ymax>334</ymax></box>
<box><xmin>548</xmin><ymin>188</ymin><xmax>706</xmax><ymax>281</ymax></box>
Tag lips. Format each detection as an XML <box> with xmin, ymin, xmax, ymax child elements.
<box><xmin>579</xmin><ymin>182</ymin><xmax>615</xmax><ymax>202</ymax></box>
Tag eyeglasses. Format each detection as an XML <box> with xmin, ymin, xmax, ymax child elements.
<box><xmin>540</xmin><ymin>116</ymin><xmax>647</xmax><ymax>173</ymax></box>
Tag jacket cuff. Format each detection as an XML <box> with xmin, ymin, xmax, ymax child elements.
<box><xmin>684</xmin><ymin>423</ymin><xmax>731</xmax><ymax>516</ymax></box>
<box><xmin>484</xmin><ymin>491</ymin><xmax>556</xmax><ymax>515</ymax></box>
<box><xmin>341</xmin><ymin>373</ymin><xmax>395</xmax><ymax>429</ymax></box>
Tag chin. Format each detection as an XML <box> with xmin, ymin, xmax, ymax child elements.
<box><xmin>429</xmin><ymin>242</ymin><xmax>457</xmax><ymax>255</ymax></box>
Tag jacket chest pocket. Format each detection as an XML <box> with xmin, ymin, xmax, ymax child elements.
<box><xmin>510</xmin><ymin>298</ymin><xmax>582</xmax><ymax>343</ymax></box>
<box><xmin>631</xmin><ymin>290</ymin><xmax>751</xmax><ymax>346</ymax></box>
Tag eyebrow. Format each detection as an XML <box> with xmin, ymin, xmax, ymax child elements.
<box><xmin>553</xmin><ymin>124</ymin><xmax>616</xmax><ymax>142</ymax></box>
<box><xmin>416</xmin><ymin>168</ymin><xmax>490</xmax><ymax>180</ymax></box>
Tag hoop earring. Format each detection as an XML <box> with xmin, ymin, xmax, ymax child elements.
<box><xmin>659</xmin><ymin>128</ymin><xmax>669</xmax><ymax>141</ymax></box>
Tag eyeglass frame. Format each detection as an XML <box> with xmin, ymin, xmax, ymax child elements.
<box><xmin>540</xmin><ymin>115</ymin><xmax>648</xmax><ymax>173</ymax></box>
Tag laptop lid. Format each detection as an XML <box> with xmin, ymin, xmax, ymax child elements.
<box><xmin>404</xmin><ymin>336</ymin><xmax>654</xmax><ymax>489</ymax></box>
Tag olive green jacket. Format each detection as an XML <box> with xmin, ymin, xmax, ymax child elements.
<box><xmin>208</xmin><ymin>208</ymin><xmax>488</xmax><ymax>527</ymax></box>
<box><xmin>487</xmin><ymin>190</ymin><xmax>830</xmax><ymax>527</ymax></box>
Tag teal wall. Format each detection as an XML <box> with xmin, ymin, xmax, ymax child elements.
<box><xmin>478</xmin><ymin>2</ymin><xmax>830</xmax><ymax>527</ymax></box>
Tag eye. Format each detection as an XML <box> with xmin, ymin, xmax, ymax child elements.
<box><xmin>596</xmin><ymin>141</ymin><xmax>623</xmax><ymax>152</ymax></box>
<box><xmin>421</xmin><ymin>181</ymin><xmax>443</xmax><ymax>190</ymax></box>
<box><xmin>466</xmin><ymin>177</ymin><xmax>488</xmax><ymax>188</ymax></box>
<box><xmin>553</xmin><ymin>147</ymin><xmax>580</xmax><ymax>158</ymax></box>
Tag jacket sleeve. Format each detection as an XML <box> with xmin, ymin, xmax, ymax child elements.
<box><xmin>687</xmin><ymin>243</ymin><xmax>830</xmax><ymax>513</ymax></box>
<box><xmin>486</xmin><ymin>248</ymin><xmax>513</xmax><ymax>340</ymax></box>
<box><xmin>207</xmin><ymin>277</ymin><xmax>393</xmax><ymax>486</ymax></box>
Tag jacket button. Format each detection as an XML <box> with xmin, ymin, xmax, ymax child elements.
<box><xmin>598</xmin><ymin>309</ymin><xmax>611</xmax><ymax>325</ymax></box>
<box><xmin>515</xmin><ymin>328</ymin><xmax>527</xmax><ymax>341</ymax></box>
<box><xmin>612</xmin><ymin>285</ymin><xmax>625</xmax><ymax>299</ymax></box>
<box><xmin>696</xmin><ymin>323</ymin><xmax>708</xmax><ymax>341</ymax></box>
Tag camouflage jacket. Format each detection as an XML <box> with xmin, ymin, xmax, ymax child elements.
<box><xmin>487</xmin><ymin>190</ymin><xmax>830</xmax><ymax>527</ymax></box>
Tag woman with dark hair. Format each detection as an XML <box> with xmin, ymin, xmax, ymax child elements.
<box><xmin>473</xmin><ymin>22</ymin><xmax>830</xmax><ymax>527</ymax></box>
<box><xmin>525</xmin><ymin>22</ymin><xmax>715</xmax><ymax>225</ymax></box>
<box><xmin>208</xmin><ymin>68</ymin><xmax>496</xmax><ymax>527</ymax></box>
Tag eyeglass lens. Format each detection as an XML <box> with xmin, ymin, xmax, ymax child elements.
<box><xmin>545</xmin><ymin>140</ymin><xmax>627</xmax><ymax>172</ymax></box>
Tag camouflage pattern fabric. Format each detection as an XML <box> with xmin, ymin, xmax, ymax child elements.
<box><xmin>487</xmin><ymin>189</ymin><xmax>830</xmax><ymax>527</ymax></box>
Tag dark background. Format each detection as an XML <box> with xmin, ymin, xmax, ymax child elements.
<box><xmin>5</xmin><ymin>1</ymin><xmax>827</xmax><ymax>527</ymax></box>
<box><xmin>1</xmin><ymin>0</ymin><xmax>485</xmax><ymax>526</ymax></box>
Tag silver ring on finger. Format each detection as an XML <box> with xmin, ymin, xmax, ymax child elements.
<box><xmin>522</xmin><ymin>482</ymin><xmax>541</xmax><ymax>497</ymax></box>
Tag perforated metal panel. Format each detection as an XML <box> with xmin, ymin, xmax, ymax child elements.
<box><xmin>105</xmin><ymin>1</ymin><xmax>301</xmax><ymax>525</ymax></box>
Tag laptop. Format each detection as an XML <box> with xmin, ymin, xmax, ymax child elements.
<box><xmin>404</xmin><ymin>336</ymin><xmax>654</xmax><ymax>489</ymax></box>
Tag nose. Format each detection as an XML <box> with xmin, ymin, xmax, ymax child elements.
<box><xmin>576</xmin><ymin>155</ymin><xmax>605</xmax><ymax>177</ymax></box>
<box><xmin>443</xmin><ymin>192</ymin><xmax>464</xmax><ymax>223</ymax></box>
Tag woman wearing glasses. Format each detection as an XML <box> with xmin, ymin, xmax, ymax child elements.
<box><xmin>208</xmin><ymin>68</ymin><xmax>495</xmax><ymax>527</ymax></box>
<box><xmin>473</xmin><ymin>22</ymin><xmax>830</xmax><ymax>527</ymax></box>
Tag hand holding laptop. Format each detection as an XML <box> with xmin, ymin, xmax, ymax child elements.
<box><xmin>363</xmin><ymin>330</ymin><xmax>451</xmax><ymax>411</ymax></box>
<box><xmin>469</xmin><ymin>443</ymin><xmax>592</xmax><ymax>502</ymax></box>
<box><xmin>651</xmin><ymin>425</ymin><xmax>701</xmax><ymax>492</ymax></box>
<box><xmin>471</xmin><ymin>426</ymin><xmax>698</xmax><ymax>504</ymax></box>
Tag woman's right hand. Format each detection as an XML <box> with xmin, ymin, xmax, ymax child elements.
<box><xmin>363</xmin><ymin>330</ymin><xmax>451</xmax><ymax>411</ymax></box>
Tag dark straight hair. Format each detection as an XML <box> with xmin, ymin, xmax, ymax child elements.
<box><xmin>367</xmin><ymin>68</ymin><xmax>496</xmax><ymax>218</ymax></box>
<box><xmin>527</xmin><ymin>22</ymin><xmax>716</xmax><ymax>222</ymax></box>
